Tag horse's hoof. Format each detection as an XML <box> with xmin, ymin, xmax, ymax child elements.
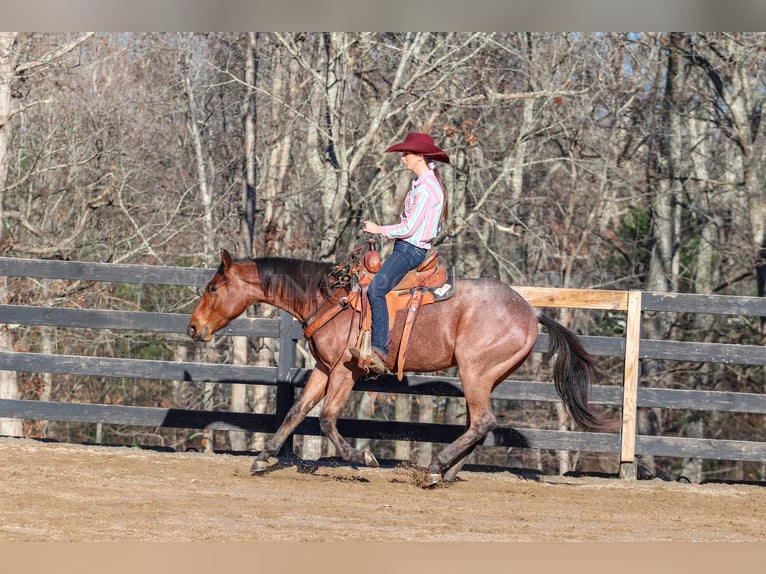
<box><xmin>250</xmin><ymin>456</ymin><xmax>279</xmax><ymax>474</ymax></box>
<box><xmin>422</xmin><ymin>473</ymin><xmax>443</xmax><ymax>488</ymax></box>
<box><xmin>363</xmin><ymin>450</ymin><xmax>379</xmax><ymax>468</ymax></box>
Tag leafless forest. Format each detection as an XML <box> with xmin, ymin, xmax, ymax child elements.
<box><xmin>1</xmin><ymin>32</ymin><xmax>764</xmax><ymax>482</ymax></box>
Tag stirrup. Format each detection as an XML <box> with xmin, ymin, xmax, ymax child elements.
<box><xmin>349</xmin><ymin>346</ymin><xmax>386</xmax><ymax>374</ymax></box>
<box><xmin>349</xmin><ymin>346</ymin><xmax>365</xmax><ymax>360</ymax></box>
<box><xmin>367</xmin><ymin>349</ymin><xmax>387</xmax><ymax>374</ymax></box>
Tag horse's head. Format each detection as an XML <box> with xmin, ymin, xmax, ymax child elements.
<box><xmin>187</xmin><ymin>249</ymin><xmax>254</xmax><ymax>342</ymax></box>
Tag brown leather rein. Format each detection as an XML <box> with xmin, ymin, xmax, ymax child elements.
<box><xmin>301</xmin><ymin>243</ymin><xmax>369</xmax><ymax>346</ymax></box>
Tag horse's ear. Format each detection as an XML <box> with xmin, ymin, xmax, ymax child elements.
<box><xmin>221</xmin><ymin>249</ymin><xmax>233</xmax><ymax>272</ymax></box>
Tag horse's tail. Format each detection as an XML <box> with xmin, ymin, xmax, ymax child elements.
<box><xmin>537</xmin><ymin>313</ymin><xmax>612</xmax><ymax>431</ymax></box>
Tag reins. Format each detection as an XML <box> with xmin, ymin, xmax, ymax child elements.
<box><xmin>301</xmin><ymin>241</ymin><xmax>372</xmax><ymax>372</ymax></box>
<box><xmin>302</xmin><ymin>242</ymin><xmax>368</xmax><ymax>339</ymax></box>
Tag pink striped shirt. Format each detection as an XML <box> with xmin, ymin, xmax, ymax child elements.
<box><xmin>380</xmin><ymin>170</ymin><xmax>444</xmax><ymax>250</ymax></box>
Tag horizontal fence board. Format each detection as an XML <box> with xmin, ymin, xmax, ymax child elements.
<box><xmin>642</xmin><ymin>292</ymin><xmax>766</xmax><ymax>316</ymax></box>
<box><xmin>6</xmin><ymin>353</ymin><xmax>762</xmax><ymax>414</ymax></box>
<box><xmin>0</xmin><ymin>256</ymin><xmax>213</xmax><ymax>287</ymax></box>
<box><xmin>0</xmin><ymin>399</ymin><xmax>277</xmax><ymax>433</ymax></box>
<box><xmin>283</xmin><ymin>369</ymin><xmax>625</xmax><ymax>405</ymax></box>
<box><xmin>514</xmin><ymin>286</ymin><xmax>628</xmax><ymax>310</ymax></box>
<box><xmin>0</xmin><ymin>305</ymin><xmax>281</xmax><ymax>338</ymax></box>
<box><xmin>0</xmin><ymin>305</ymin><xmax>625</xmax><ymax>359</ymax></box>
<box><xmin>636</xmin><ymin>434</ymin><xmax>766</xmax><ymax>462</ymax></box>
<box><xmin>640</xmin><ymin>339</ymin><xmax>766</xmax><ymax>365</ymax></box>
<box><xmin>489</xmin><ymin>380</ymin><xmax>624</xmax><ymax>405</ymax></box>
<box><xmin>532</xmin><ymin>333</ymin><xmax>625</xmax><ymax>357</ymax></box>
<box><xmin>0</xmin><ymin>351</ymin><xmax>278</xmax><ymax>384</ymax></box>
<box><xmin>351</xmin><ymin>379</ymin><xmax>766</xmax><ymax>414</ymax></box>
<box><xmin>351</xmin><ymin>373</ymin><xmax>465</xmax><ymax>397</ymax></box>
<box><xmin>486</xmin><ymin>428</ymin><xmax>620</xmax><ymax>452</ymax></box>
<box><xmin>579</xmin><ymin>335</ymin><xmax>625</xmax><ymax>356</ymax></box>
<box><xmin>637</xmin><ymin>388</ymin><xmax>766</xmax><ymax>414</ymax></box>
<box><xmin>283</xmin><ymin>417</ymin><xmax>621</xmax><ymax>452</ymax></box>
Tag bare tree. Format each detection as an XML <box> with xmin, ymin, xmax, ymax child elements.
<box><xmin>683</xmin><ymin>34</ymin><xmax>766</xmax><ymax>302</ymax></box>
<box><xmin>0</xmin><ymin>32</ymin><xmax>21</xmax><ymax>436</ymax></box>
<box><xmin>1</xmin><ymin>32</ymin><xmax>94</xmax><ymax>436</ymax></box>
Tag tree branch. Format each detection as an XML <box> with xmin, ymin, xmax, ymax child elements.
<box><xmin>14</xmin><ymin>32</ymin><xmax>95</xmax><ymax>74</ymax></box>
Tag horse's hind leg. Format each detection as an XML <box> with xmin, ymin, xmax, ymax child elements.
<box><xmin>431</xmin><ymin>404</ymin><xmax>480</xmax><ymax>483</ymax></box>
<box><xmin>251</xmin><ymin>366</ymin><xmax>329</xmax><ymax>473</ymax></box>
<box><xmin>318</xmin><ymin>368</ymin><xmax>379</xmax><ymax>467</ymax></box>
<box><xmin>424</xmin><ymin>301</ymin><xmax>538</xmax><ymax>486</ymax></box>
<box><xmin>423</xmin><ymin>342</ymin><xmax>532</xmax><ymax>486</ymax></box>
<box><xmin>442</xmin><ymin>451</ymin><xmax>473</xmax><ymax>483</ymax></box>
<box><xmin>425</xmin><ymin>399</ymin><xmax>496</xmax><ymax>487</ymax></box>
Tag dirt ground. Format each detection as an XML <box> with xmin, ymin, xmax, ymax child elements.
<box><xmin>1</xmin><ymin>436</ymin><xmax>765</xmax><ymax>542</ymax></box>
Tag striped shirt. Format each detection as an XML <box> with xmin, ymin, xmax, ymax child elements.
<box><xmin>380</xmin><ymin>170</ymin><xmax>444</xmax><ymax>250</ymax></box>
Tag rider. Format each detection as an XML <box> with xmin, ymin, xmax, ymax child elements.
<box><xmin>349</xmin><ymin>132</ymin><xmax>450</xmax><ymax>374</ymax></box>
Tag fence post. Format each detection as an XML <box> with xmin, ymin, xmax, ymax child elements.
<box><xmin>619</xmin><ymin>290</ymin><xmax>642</xmax><ymax>479</ymax></box>
<box><xmin>274</xmin><ymin>310</ymin><xmax>298</xmax><ymax>456</ymax></box>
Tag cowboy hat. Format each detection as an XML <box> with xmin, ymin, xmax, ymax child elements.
<box><xmin>384</xmin><ymin>132</ymin><xmax>450</xmax><ymax>164</ymax></box>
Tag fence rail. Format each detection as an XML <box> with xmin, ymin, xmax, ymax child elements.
<box><xmin>1</xmin><ymin>256</ymin><xmax>765</xmax><ymax>479</ymax></box>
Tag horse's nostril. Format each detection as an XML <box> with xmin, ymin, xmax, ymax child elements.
<box><xmin>187</xmin><ymin>325</ymin><xmax>196</xmax><ymax>338</ymax></box>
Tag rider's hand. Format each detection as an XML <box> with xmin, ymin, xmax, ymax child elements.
<box><xmin>363</xmin><ymin>221</ymin><xmax>383</xmax><ymax>235</ymax></box>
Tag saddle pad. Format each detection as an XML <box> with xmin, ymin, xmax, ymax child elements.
<box><xmin>384</xmin><ymin>267</ymin><xmax>455</xmax><ymax>330</ymax></box>
<box><xmin>430</xmin><ymin>267</ymin><xmax>455</xmax><ymax>301</ymax></box>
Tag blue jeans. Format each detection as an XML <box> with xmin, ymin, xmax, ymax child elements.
<box><xmin>368</xmin><ymin>239</ymin><xmax>427</xmax><ymax>352</ymax></box>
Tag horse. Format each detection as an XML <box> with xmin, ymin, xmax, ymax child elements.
<box><xmin>187</xmin><ymin>248</ymin><xmax>610</xmax><ymax>487</ymax></box>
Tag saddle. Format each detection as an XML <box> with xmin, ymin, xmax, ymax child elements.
<box><xmin>303</xmin><ymin>241</ymin><xmax>454</xmax><ymax>380</ymax></box>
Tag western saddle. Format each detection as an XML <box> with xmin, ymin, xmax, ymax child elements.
<box><xmin>303</xmin><ymin>240</ymin><xmax>454</xmax><ymax>379</ymax></box>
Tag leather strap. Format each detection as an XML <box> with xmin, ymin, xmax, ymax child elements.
<box><xmin>396</xmin><ymin>288</ymin><xmax>425</xmax><ymax>380</ymax></box>
<box><xmin>303</xmin><ymin>287</ymin><xmax>351</xmax><ymax>340</ymax></box>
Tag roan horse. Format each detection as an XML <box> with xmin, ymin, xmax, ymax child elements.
<box><xmin>187</xmin><ymin>248</ymin><xmax>610</xmax><ymax>487</ymax></box>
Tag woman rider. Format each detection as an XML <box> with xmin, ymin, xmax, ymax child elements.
<box><xmin>349</xmin><ymin>132</ymin><xmax>449</xmax><ymax>374</ymax></box>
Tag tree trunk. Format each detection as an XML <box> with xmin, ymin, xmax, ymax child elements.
<box><xmin>227</xmin><ymin>32</ymin><xmax>259</xmax><ymax>454</ymax></box>
<box><xmin>640</xmin><ymin>33</ymin><xmax>688</xmax><ymax>476</ymax></box>
<box><xmin>241</xmin><ymin>32</ymin><xmax>257</xmax><ymax>258</ymax></box>
<box><xmin>0</xmin><ymin>32</ymin><xmax>21</xmax><ymax>437</ymax></box>
<box><xmin>229</xmin><ymin>336</ymin><xmax>249</xmax><ymax>452</ymax></box>
<box><xmin>249</xmin><ymin>339</ymin><xmax>272</xmax><ymax>452</ymax></box>
<box><xmin>415</xmin><ymin>396</ymin><xmax>434</xmax><ymax>467</ymax></box>
<box><xmin>394</xmin><ymin>395</ymin><xmax>412</xmax><ymax>462</ymax></box>
<box><xmin>181</xmin><ymin>49</ymin><xmax>214</xmax><ymax>264</ymax></box>
<box><xmin>684</xmin><ymin>108</ymin><xmax>722</xmax><ymax>481</ymax></box>
<box><xmin>300</xmin><ymin>402</ymin><xmax>325</xmax><ymax>461</ymax></box>
<box><xmin>182</xmin><ymin>45</ymin><xmax>217</xmax><ymax>452</ymax></box>
<box><xmin>354</xmin><ymin>392</ymin><xmax>373</xmax><ymax>455</ymax></box>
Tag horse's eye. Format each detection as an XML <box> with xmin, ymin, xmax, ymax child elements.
<box><xmin>208</xmin><ymin>284</ymin><xmax>218</xmax><ymax>293</ymax></box>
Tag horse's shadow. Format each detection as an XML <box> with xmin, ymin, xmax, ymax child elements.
<box><xmin>249</xmin><ymin>452</ymin><xmax>544</xmax><ymax>484</ymax></box>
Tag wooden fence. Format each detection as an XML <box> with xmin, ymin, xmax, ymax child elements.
<box><xmin>1</xmin><ymin>256</ymin><xmax>765</xmax><ymax>479</ymax></box>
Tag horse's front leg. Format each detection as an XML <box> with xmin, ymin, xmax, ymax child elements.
<box><xmin>251</xmin><ymin>365</ymin><xmax>329</xmax><ymax>474</ymax></box>
<box><xmin>318</xmin><ymin>366</ymin><xmax>379</xmax><ymax>468</ymax></box>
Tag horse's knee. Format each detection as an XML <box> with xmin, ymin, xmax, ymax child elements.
<box><xmin>318</xmin><ymin>413</ymin><xmax>336</xmax><ymax>435</ymax></box>
<box><xmin>283</xmin><ymin>400</ymin><xmax>310</xmax><ymax>424</ymax></box>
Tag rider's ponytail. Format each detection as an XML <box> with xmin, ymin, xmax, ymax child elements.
<box><xmin>429</xmin><ymin>160</ymin><xmax>449</xmax><ymax>227</ymax></box>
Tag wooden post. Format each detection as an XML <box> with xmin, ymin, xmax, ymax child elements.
<box><xmin>275</xmin><ymin>310</ymin><xmax>297</xmax><ymax>456</ymax></box>
<box><xmin>619</xmin><ymin>290</ymin><xmax>642</xmax><ymax>479</ymax></box>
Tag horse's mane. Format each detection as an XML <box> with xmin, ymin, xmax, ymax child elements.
<box><xmin>240</xmin><ymin>257</ymin><xmax>334</xmax><ymax>302</ymax></box>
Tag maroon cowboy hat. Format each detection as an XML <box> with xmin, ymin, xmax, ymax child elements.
<box><xmin>384</xmin><ymin>132</ymin><xmax>450</xmax><ymax>164</ymax></box>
